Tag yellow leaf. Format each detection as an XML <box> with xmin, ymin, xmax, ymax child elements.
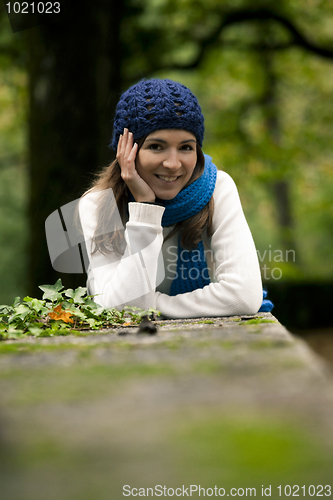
<box><xmin>48</xmin><ymin>304</ymin><xmax>74</xmax><ymax>324</ymax></box>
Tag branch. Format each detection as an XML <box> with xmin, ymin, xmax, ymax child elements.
<box><xmin>148</xmin><ymin>7</ymin><xmax>333</xmax><ymax>74</ymax></box>
<box><xmin>223</xmin><ymin>8</ymin><xmax>333</xmax><ymax>59</ymax></box>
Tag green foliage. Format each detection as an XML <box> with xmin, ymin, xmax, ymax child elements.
<box><xmin>1</xmin><ymin>0</ymin><xmax>333</xmax><ymax>303</ymax></box>
<box><xmin>0</xmin><ymin>279</ymin><xmax>160</xmax><ymax>341</ymax></box>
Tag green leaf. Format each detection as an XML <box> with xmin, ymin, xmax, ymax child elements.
<box><xmin>0</xmin><ymin>305</ymin><xmax>14</xmax><ymax>315</ymax></box>
<box><xmin>9</xmin><ymin>304</ymin><xmax>31</xmax><ymax>321</ymax></box>
<box><xmin>81</xmin><ymin>307</ymin><xmax>102</xmax><ymax>320</ymax></box>
<box><xmin>71</xmin><ymin>309</ymin><xmax>86</xmax><ymax>320</ymax></box>
<box><xmin>6</xmin><ymin>327</ymin><xmax>25</xmax><ymax>338</ymax></box>
<box><xmin>83</xmin><ymin>298</ymin><xmax>99</xmax><ymax>308</ymax></box>
<box><xmin>37</xmin><ymin>329</ymin><xmax>54</xmax><ymax>337</ymax></box>
<box><xmin>49</xmin><ymin>320</ymin><xmax>72</xmax><ymax>331</ymax></box>
<box><xmin>39</xmin><ymin>279</ymin><xmax>64</xmax><ymax>301</ymax></box>
<box><xmin>27</xmin><ymin>326</ymin><xmax>44</xmax><ymax>336</ymax></box>
<box><xmin>23</xmin><ymin>297</ymin><xmax>48</xmax><ymax>314</ymax></box>
<box><xmin>64</xmin><ymin>287</ymin><xmax>87</xmax><ymax>304</ymax></box>
<box><xmin>61</xmin><ymin>300</ymin><xmax>72</xmax><ymax>310</ymax></box>
<box><xmin>13</xmin><ymin>297</ymin><xmax>21</xmax><ymax>307</ymax></box>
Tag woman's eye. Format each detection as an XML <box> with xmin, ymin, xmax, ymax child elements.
<box><xmin>148</xmin><ymin>143</ymin><xmax>162</xmax><ymax>150</ymax></box>
<box><xmin>181</xmin><ymin>144</ymin><xmax>194</xmax><ymax>151</ymax></box>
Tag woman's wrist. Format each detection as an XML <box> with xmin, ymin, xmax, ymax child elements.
<box><xmin>136</xmin><ymin>197</ymin><xmax>156</xmax><ymax>203</ymax></box>
<box><xmin>128</xmin><ymin>201</ymin><xmax>165</xmax><ymax>224</ymax></box>
<box><xmin>130</xmin><ymin>192</ymin><xmax>155</xmax><ymax>204</ymax></box>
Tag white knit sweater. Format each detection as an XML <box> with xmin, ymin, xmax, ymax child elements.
<box><xmin>79</xmin><ymin>170</ymin><xmax>263</xmax><ymax>318</ymax></box>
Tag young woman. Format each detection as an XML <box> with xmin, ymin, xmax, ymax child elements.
<box><xmin>79</xmin><ymin>78</ymin><xmax>272</xmax><ymax>318</ymax></box>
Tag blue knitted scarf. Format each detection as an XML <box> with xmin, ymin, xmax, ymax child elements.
<box><xmin>158</xmin><ymin>154</ymin><xmax>216</xmax><ymax>296</ymax></box>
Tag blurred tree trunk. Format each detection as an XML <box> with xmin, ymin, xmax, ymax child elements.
<box><xmin>26</xmin><ymin>3</ymin><xmax>124</xmax><ymax>295</ymax></box>
<box><xmin>260</xmin><ymin>34</ymin><xmax>298</xmax><ymax>257</ymax></box>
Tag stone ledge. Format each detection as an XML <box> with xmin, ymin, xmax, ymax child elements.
<box><xmin>1</xmin><ymin>313</ymin><xmax>333</xmax><ymax>498</ymax></box>
<box><xmin>0</xmin><ymin>313</ymin><xmax>331</xmax><ymax>383</ymax></box>
<box><xmin>0</xmin><ymin>312</ymin><xmax>284</xmax><ymax>346</ymax></box>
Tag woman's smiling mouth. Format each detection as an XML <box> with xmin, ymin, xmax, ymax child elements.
<box><xmin>155</xmin><ymin>174</ymin><xmax>180</xmax><ymax>182</ymax></box>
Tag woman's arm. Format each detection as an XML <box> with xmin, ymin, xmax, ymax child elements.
<box><xmin>155</xmin><ymin>171</ymin><xmax>263</xmax><ymax>318</ymax></box>
<box><xmin>79</xmin><ymin>128</ymin><xmax>165</xmax><ymax>310</ymax></box>
<box><xmin>79</xmin><ymin>193</ymin><xmax>165</xmax><ymax>310</ymax></box>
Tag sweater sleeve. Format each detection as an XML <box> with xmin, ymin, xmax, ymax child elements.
<box><xmin>155</xmin><ymin>171</ymin><xmax>263</xmax><ymax>318</ymax></box>
<box><xmin>79</xmin><ymin>192</ymin><xmax>165</xmax><ymax>310</ymax></box>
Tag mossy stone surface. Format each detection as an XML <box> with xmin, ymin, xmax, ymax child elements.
<box><xmin>0</xmin><ymin>313</ymin><xmax>333</xmax><ymax>499</ymax></box>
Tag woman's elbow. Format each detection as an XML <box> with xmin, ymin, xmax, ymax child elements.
<box><xmin>222</xmin><ymin>279</ymin><xmax>262</xmax><ymax>316</ymax></box>
<box><xmin>235</xmin><ymin>282</ymin><xmax>263</xmax><ymax>315</ymax></box>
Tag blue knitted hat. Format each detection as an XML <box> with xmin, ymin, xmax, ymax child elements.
<box><xmin>110</xmin><ymin>78</ymin><xmax>205</xmax><ymax>150</ymax></box>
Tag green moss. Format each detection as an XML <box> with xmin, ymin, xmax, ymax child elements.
<box><xmin>0</xmin><ymin>342</ymin><xmax>76</xmax><ymax>355</ymax></box>
<box><xmin>195</xmin><ymin>320</ymin><xmax>215</xmax><ymax>324</ymax></box>
<box><xmin>172</xmin><ymin>412</ymin><xmax>333</xmax><ymax>486</ymax></box>
<box><xmin>240</xmin><ymin>318</ymin><xmax>276</xmax><ymax>325</ymax></box>
<box><xmin>0</xmin><ymin>363</ymin><xmax>178</xmax><ymax>406</ymax></box>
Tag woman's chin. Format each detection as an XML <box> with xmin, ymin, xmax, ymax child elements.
<box><xmin>155</xmin><ymin>190</ymin><xmax>179</xmax><ymax>201</ymax></box>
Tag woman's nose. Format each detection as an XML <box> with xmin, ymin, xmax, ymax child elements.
<box><xmin>162</xmin><ymin>150</ymin><xmax>181</xmax><ymax>170</ymax></box>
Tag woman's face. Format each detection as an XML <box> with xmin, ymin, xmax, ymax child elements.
<box><xmin>135</xmin><ymin>129</ymin><xmax>198</xmax><ymax>200</ymax></box>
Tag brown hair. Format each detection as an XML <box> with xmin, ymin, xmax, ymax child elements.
<box><xmin>83</xmin><ymin>137</ymin><xmax>214</xmax><ymax>255</ymax></box>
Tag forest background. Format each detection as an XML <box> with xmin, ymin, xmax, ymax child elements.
<box><xmin>0</xmin><ymin>0</ymin><xmax>333</xmax><ymax>328</ymax></box>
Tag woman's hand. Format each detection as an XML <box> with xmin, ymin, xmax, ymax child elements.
<box><xmin>117</xmin><ymin>128</ymin><xmax>156</xmax><ymax>203</ymax></box>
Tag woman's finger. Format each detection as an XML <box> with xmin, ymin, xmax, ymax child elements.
<box><xmin>117</xmin><ymin>129</ymin><xmax>131</xmax><ymax>163</ymax></box>
<box><xmin>116</xmin><ymin>133</ymin><xmax>123</xmax><ymax>159</ymax></box>
<box><xmin>124</xmin><ymin>131</ymin><xmax>134</xmax><ymax>160</ymax></box>
<box><xmin>127</xmin><ymin>141</ymin><xmax>138</xmax><ymax>163</ymax></box>
<box><xmin>122</xmin><ymin>140</ymin><xmax>138</xmax><ymax>179</ymax></box>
